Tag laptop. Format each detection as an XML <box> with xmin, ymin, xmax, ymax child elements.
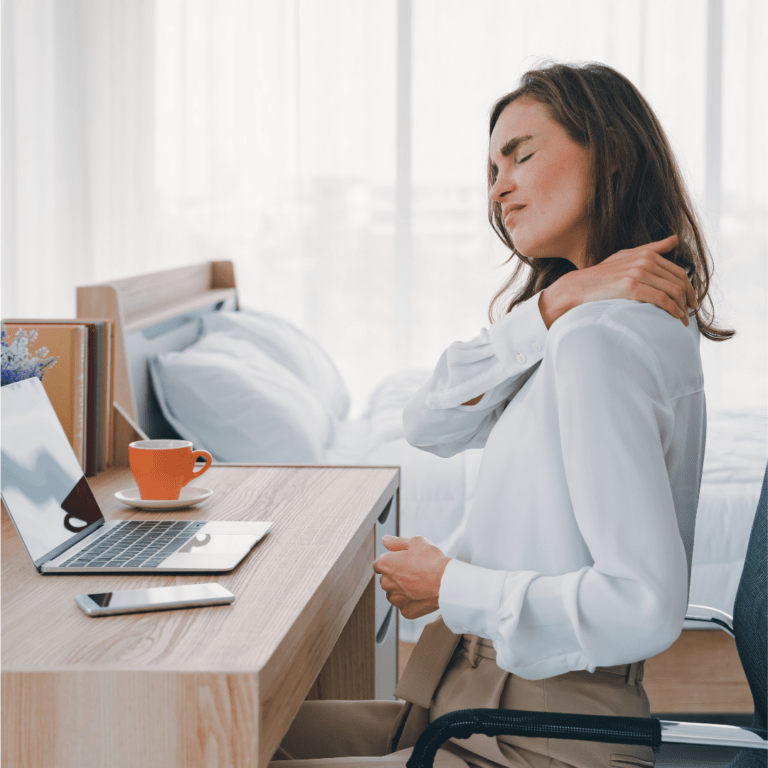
<box><xmin>1</xmin><ymin>377</ymin><xmax>272</xmax><ymax>573</ymax></box>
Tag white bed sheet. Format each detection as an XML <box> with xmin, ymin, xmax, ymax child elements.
<box><xmin>325</xmin><ymin>371</ymin><xmax>767</xmax><ymax>642</ymax></box>
<box><xmin>687</xmin><ymin>408</ymin><xmax>767</xmax><ymax>621</ymax></box>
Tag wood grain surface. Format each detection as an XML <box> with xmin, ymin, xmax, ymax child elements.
<box><xmin>642</xmin><ymin>628</ymin><xmax>752</xmax><ymax>714</ymax></box>
<box><xmin>2</xmin><ymin>464</ymin><xmax>399</xmax><ymax>767</ymax></box>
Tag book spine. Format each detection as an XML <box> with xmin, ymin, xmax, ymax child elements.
<box><xmin>106</xmin><ymin>321</ymin><xmax>115</xmax><ymax>466</ymax></box>
<box><xmin>84</xmin><ymin>325</ymin><xmax>97</xmax><ymax>477</ymax></box>
<box><xmin>72</xmin><ymin>327</ymin><xmax>87</xmax><ymax>470</ymax></box>
<box><xmin>94</xmin><ymin>322</ymin><xmax>104</xmax><ymax>473</ymax></box>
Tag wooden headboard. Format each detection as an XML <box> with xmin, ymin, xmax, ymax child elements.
<box><xmin>77</xmin><ymin>261</ymin><xmax>239</xmax><ymax>445</ymax></box>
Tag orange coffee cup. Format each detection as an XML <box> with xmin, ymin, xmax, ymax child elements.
<box><xmin>128</xmin><ymin>440</ymin><xmax>213</xmax><ymax>501</ymax></box>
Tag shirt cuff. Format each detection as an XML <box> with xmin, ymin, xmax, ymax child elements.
<box><xmin>438</xmin><ymin>559</ymin><xmax>507</xmax><ymax>640</ymax></box>
<box><xmin>488</xmin><ymin>290</ymin><xmax>548</xmax><ymax>371</ymax></box>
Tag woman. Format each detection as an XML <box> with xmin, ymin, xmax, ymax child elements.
<box><xmin>273</xmin><ymin>62</ymin><xmax>732</xmax><ymax>768</ymax></box>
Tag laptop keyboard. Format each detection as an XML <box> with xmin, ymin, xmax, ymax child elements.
<box><xmin>60</xmin><ymin>520</ymin><xmax>208</xmax><ymax>569</ymax></box>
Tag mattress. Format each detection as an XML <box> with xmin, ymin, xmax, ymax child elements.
<box><xmin>686</xmin><ymin>407</ymin><xmax>767</xmax><ymax>620</ymax></box>
<box><xmin>326</xmin><ymin>370</ymin><xmax>767</xmax><ymax>643</ymax></box>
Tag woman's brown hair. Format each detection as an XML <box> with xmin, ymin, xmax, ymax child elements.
<box><xmin>488</xmin><ymin>61</ymin><xmax>733</xmax><ymax>342</ymax></box>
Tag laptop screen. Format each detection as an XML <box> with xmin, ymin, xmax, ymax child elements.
<box><xmin>1</xmin><ymin>378</ymin><xmax>103</xmax><ymax>567</ymax></box>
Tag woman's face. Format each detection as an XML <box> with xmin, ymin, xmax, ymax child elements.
<box><xmin>489</xmin><ymin>97</ymin><xmax>592</xmax><ymax>269</ymax></box>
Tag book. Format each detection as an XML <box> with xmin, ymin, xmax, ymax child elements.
<box><xmin>104</xmin><ymin>320</ymin><xmax>115</xmax><ymax>468</ymax></box>
<box><xmin>81</xmin><ymin>321</ymin><xmax>98</xmax><ymax>475</ymax></box>
<box><xmin>2</xmin><ymin>323</ymin><xmax>88</xmax><ymax>471</ymax></box>
<box><xmin>92</xmin><ymin>322</ymin><xmax>103</xmax><ymax>473</ymax></box>
<box><xmin>4</xmin><ymin>318</ymin><xmax>115</xmax><ymax>476</ymax></box>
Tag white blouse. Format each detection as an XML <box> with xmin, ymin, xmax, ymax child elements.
<box><xmin>403</xmin><ymin>292</ymin><xmax>706</xmax><ymax>680</ymax></box>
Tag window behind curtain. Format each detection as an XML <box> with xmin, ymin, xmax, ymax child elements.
<box><xmin>155</xmin><ymin>0</ymin><xmax>765</xmax><ymax>413</ymax></box>
<box><xmin>155</xmin><ymin>0</ymin><xmax>397</xmax><ymax>413</ymax></box>
<box><xmin>409</xmin><ymin>0</ymin><xmax>765</xmax><ymax>411</ymax></box>
<box><xmin>3</xmin><ymin>0</ymin><xmax>764</xmax><ymax>413</ymax></box>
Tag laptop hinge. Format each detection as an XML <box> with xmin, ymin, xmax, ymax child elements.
<box><xmin>35</xmin><ymin>519</ymin><xmax>105</xmax><ymax>571</ymax></box>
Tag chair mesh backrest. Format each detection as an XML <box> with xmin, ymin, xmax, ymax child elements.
<box><xmin>728</xmin><ymin>463</ymin><xmax>767</xmax><ymax>768</ymax></box>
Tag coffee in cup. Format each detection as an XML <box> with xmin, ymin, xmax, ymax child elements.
<box><xmin>128</xmin><ymin>440</ymin><xmax>213</xmax><ymax>501</ymax></box>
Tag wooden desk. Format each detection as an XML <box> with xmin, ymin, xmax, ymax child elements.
<box><xmin>2</xmin><ymin>464</ymin><xmax>399</xmax><ymax>768</ymax></box>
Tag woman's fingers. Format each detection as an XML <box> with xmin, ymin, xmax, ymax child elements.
<box><xmin>381</xmin><ymin>534</ymin><xmax>409</xmax><ymax>552</ymax></box>
<box><xmin>619</xmin><ymin>268</ymin><xmax>691</xmax><ymax>325</ymax></box>
<box><xmin>651</xmin><ymin>254</ymin><xmax>697</xmax><ymax>309</ymax></box>
<box><xmin>632</xmin><ymin>251</ymin><xmax>696</xmax><ymax>316</ymax></box>
<box><xmin>631</xmin><ymin>279</ymin><xmax>690</xmax><ymax>326</ymax></box>
<box><xmin>645</xmin><ymin>233</ymin><xmax>678</xmax><ymax>254</ymax></box>
<box><xmin>603</xmin><ymin>236</ymin><xmax>696</xmax><ymax>319</ymax></box>
<box><xmin>379</xmin><ymin>574</ymin><xmax>395</xmax><ymax>592</ymax></box>
<box><xmin>547</xmin><ymin>235</ymin><xmax>697</xmax><ymax>329</ymax></box>
<box><xmin>625</xmin><ymin>236</ymin><xmax>695</xmax><ymax>309</ymax></box>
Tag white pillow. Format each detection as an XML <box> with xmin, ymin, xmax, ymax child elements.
<box><xmin>149</xmin><ymin>332</ymin><xmax>335</xmax><ymax>463</ymax></box>
<box><xmin>201</xmin><ymin>310</ymin><xmax>350</xmax><ymax>421</ymax></box>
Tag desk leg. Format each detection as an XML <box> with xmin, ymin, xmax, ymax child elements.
<box><xmin>309</xmin><ymin>577</ymin><xmax>376</xmax><ymax>700</ymax></box>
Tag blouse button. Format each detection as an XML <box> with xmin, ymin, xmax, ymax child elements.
<box><xmin>516</xmin><ymin>353</ymin><xmax>527</xmax><ymax>364</ymax></box>
<box><xmin>532</xmin><ymin>342</ymin><xmax>542</xmax><ymax>352</ymax></box>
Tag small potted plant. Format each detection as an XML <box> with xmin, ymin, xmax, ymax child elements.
<box><xmin>1</xmin><ymin>323</ymin><xmax>58</xmax><ymax>386</ymax></box>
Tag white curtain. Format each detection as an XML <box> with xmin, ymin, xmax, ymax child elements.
<box><xmin>2</xmin><ymin>0</ymin><xmax>156</xmax><ymax>306</ymax></box>
<box><xmin>152</xmin><ymin>0</ymin><xmax>397</xmax><ymax>413</ymax></box>
<box><xmin>2</xmin><ymin>0</ymin><xmax>765</xmax><ymax>414</ymax></box>
<box><xmin>407</xmin><ymin>0</ymin><xmax>766</xmax><ymax>412</ymax></box>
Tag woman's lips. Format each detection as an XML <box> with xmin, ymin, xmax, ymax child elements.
<box><xmin>504</xmin><ymin>205</ymin><xmax>525</xmax><ymax>225</ymax></box>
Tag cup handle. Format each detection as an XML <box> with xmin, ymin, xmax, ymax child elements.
<box><xmin>184</xmin><ymin>450</ymin><xmax>213</xmax><ymax>486</ymax></box>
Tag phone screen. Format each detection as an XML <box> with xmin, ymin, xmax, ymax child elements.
<box><xmin>77</xmin><ymin>583</ymin><xmax>234</xmax><ymax>615</ymax></box>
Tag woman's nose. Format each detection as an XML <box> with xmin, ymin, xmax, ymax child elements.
<box><xmin>489</xmin><ymin>172</ymin><xmax>513</xmax><ymax>202</ymax></box>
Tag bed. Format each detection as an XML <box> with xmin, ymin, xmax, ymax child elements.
<box><xmin>77</xmin><ymin>260</ymin><xmax>766</xmax><ymax>715</ymax></box>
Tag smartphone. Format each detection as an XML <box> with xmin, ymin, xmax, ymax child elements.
<box><xmin>74</xmin><ymin>582</ymin><xmax>235</xmax><ymax>617</ymax></box>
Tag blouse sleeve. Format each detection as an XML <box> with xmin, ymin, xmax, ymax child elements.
<box><xmin>402</xmin><ymin>291</ymin><xmax>549</xmax><ymax>458</ymax></box>
<box><xmin>438</xmin><ymin>315</ymin><xmax>693</xmax><ymax>678</ymax></box>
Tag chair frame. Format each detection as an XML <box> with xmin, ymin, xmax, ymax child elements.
<box><xmin>405</xmin><ymin>605</ymin><xmax>767</xmax><ymax>768</ymax></box>
<box><xmin>406</xmin><ymin>469</ymin><xmax>768</xmax><ymax>768</ymax></box>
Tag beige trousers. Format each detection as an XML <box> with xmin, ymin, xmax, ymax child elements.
<box><xmin>271</xmin><ymin>617</ymin><xmax>655</xmax><ymax>768</ymax></box>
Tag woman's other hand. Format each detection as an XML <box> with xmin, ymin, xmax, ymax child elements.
<box><xmin>538</xmin><ymin>234</ymin><xmax>697</xmax><ymax>329</ymax></box>
<box><xmin>372</xmin><ymin>535</ymin><xmax>451</xmax><ymax>620</ymax></box>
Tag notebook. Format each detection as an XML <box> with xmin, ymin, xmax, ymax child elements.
<box><xmin>0</xmin><ymin>377</ymin><xmax>272</xmax><ymax>573</ymax></box>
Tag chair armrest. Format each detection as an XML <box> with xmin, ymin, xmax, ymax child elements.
<box><xmin>660</xmin><ymin>720</ymin><xmax>767</xmax><ymax>749</ymax></box>
<box><xmin>684</xmin><ymin>604</ymin><xmax>735</xmax><ymax>637</ymax></box>
<box><xmin>405</xmin><ymin>709</ymin><xmax>661</xmax><ymax>768</ymax></box>
<box><xmin>406</xmin><ymin>709</ymin><xmax>767</xmax><ymax>768</ymax></box>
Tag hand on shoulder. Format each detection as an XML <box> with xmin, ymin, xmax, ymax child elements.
<box><xmin>539</xmin><ymin>235</ymin><xmax>697</xmax><ymax>329</ymax></box>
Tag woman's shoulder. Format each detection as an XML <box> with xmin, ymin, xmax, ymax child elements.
<box><xmin>548</xmin><ymin>299</ymin><xmax>703</xmax><ymax>398</ymax></box>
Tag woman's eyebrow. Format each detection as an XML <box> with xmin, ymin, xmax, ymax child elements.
<box><xmin>490</xmin><ymin>134</ymin><xmax>534</xmax><ymax>173</ymax></box>
<box><xmin>500</xmin><ymin>134</ymin><xmax>534</xmax><ymax>157</ymax></box>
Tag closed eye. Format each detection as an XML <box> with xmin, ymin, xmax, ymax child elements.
<box><xmin>516</xmin><ymin>153</ymin><xmax>533</xmax><ymax>164</ymax></box>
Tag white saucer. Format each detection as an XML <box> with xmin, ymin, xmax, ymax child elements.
<box><xmin>114</xmin><ymin>486</ymin><xmax>214</xmax><ymax>511</ymax></box>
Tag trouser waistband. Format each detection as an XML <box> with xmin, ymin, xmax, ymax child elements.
<box><xmin>459</xmin><ymin>634</ymin><xmax>644</xmax><ymax>685</ymax></box>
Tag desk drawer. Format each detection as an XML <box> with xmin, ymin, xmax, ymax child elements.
<box><xmin>374</xmin><ymin>495</ymin><xmax>397</xmax><ymax>556</ymax></box>
<box><xmin>375</xmin><ymin>495</ymin><xmax>398</xmax><ymax>631</ymax></box>
<box><xmin>376</xmin><ymin>604</ymin><xmax>398</xmax><ymax>700</ymax></box>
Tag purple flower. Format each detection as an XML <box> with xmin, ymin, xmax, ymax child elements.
<box><xmin>0</xmin><ymin>323</ymin><xmax>58</xmax><ymax>387</ymax></box>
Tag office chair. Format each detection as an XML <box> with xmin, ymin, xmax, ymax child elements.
<box><xmin>407</xmin><ymin>465</ymin><xmax>768</xmax><ymax>768</ymax></box>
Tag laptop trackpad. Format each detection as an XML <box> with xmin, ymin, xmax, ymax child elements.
<box><xmin>159</xmin><ymin>533</ymin><xmax>260</xmax><ymax>571</ymax></box>
<box><xmin>176</xmin><ymin>533</ymin><xmax>258</xmax><ymax>554</ymax></box>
